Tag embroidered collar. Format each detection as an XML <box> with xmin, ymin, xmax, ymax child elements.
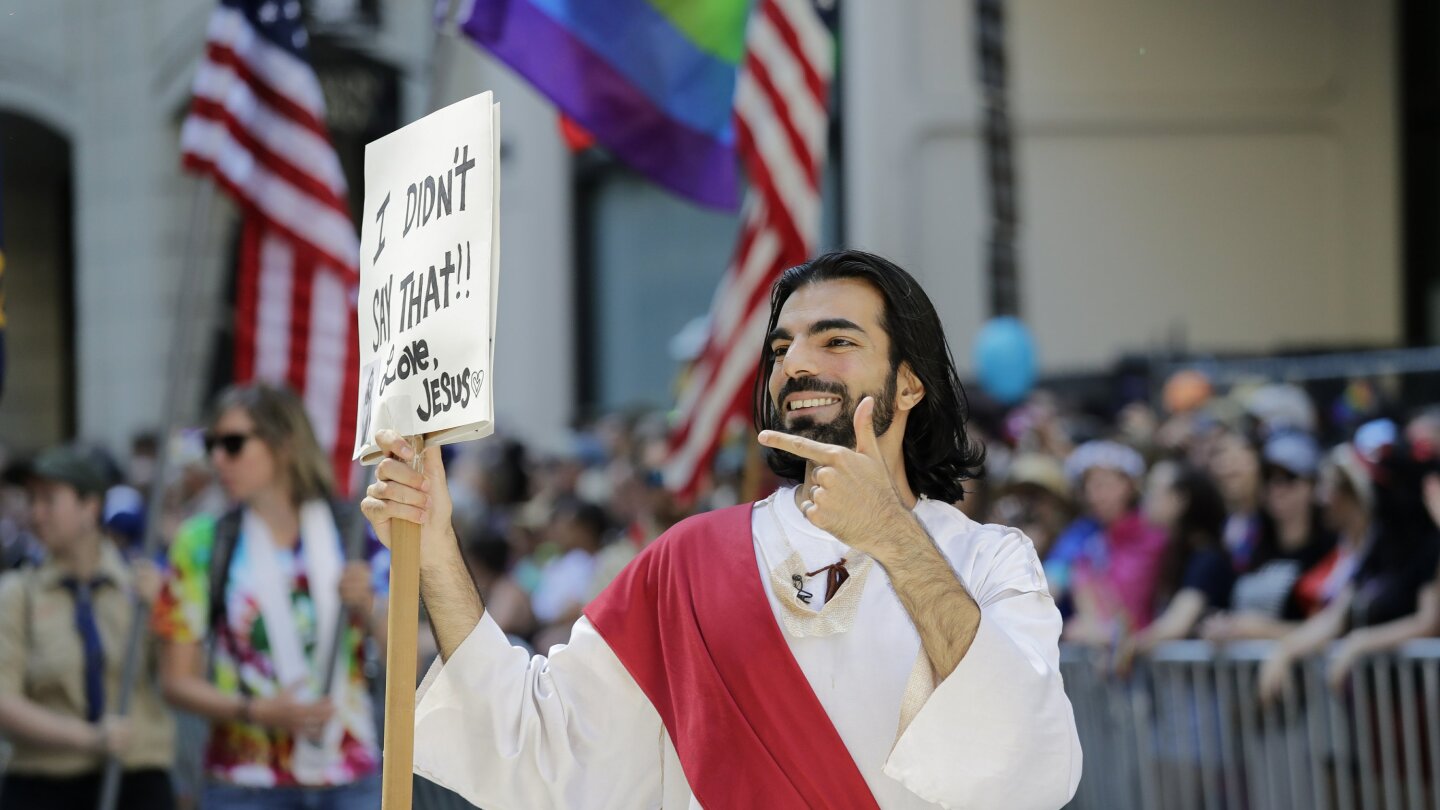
<box><xmin>758</xmin><ymin>492</ymin><xmax>875</xmax><ymax>638</ymax></box>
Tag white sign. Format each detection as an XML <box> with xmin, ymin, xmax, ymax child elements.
<box><xmin>353</xmin><ymin>93</ymin><xmax>500</xmax><ymax>464</ymax></box>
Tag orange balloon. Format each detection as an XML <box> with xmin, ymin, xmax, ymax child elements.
<box><xmin>1163</xmin><ymin>370</ymin><xmax>1213</xmax><ymax>414</ymax></box>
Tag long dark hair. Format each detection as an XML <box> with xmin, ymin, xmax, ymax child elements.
<box><xmin>1360</xmin><ymin>440</ymin><xmax>1440</xmax><ymax>579</ymax></box>
<box><xmin>1253</xmin><ymin>463</ymin><xmax>1329</xmax><ymax>568</ymax></box>
<box><xmin>751</xmin><ymin>250</ymin><xmax>985</xmax><ymax>503</ymax></box>
<box><xmin>1154</xmin><ymin>462</ymin><xmax>1228</xmax><ymax>604</ymax></box>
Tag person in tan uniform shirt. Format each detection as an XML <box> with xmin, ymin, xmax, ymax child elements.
<box><xmin>0</xmin><ymin>445</ymin><xmax>175</xmax><ymax>810</ymax></box>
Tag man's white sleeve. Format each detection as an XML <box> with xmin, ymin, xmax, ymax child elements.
<box><xmin>413</xmin><ymin>612</ymin><xmax>665</xmax><ymax>810</ymax></box>
<box><xmin>883</xmin><ymin>529</ymin><xmax>1083</xmax><ymax>810</ymax></box>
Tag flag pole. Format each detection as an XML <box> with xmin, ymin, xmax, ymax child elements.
<box><xmin>98</xmin><ymin>175</ymin><xmax>217</xmax><ymax>810</ymax></box>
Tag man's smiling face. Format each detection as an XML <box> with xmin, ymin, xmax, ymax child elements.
<box><xmin>765</xmin><ymin>278</ymin><xmax>898</xmax><ymax>450</ymax></box>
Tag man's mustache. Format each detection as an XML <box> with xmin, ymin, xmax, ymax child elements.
<box><xmin>776</xmin><ymin>378</ymin><xmax>847</xmax><ymax>404</ymax></box>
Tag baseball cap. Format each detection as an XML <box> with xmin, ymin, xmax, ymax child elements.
<box><xmin>103</xmin><ymin>484</ymin><xmax>146</xmax><ymax>545</ymax></box>
<box><xmin>1262</xmin><ymin>431</ymin><xmax>1321</xmax><ymax>479</ymax></box>
<box><xmin>1354</xmin><ymin>418</ymin><xmax>1397</xmax><ymax>462</ymax></box>
<box><xmin>1064</xmin><ymin>440</ymin><xmax>1146</xmax><ymax>485</ymax></box>
<box><xmin>1004</xmin><ymin>453</ymin><xmax>1070</xmax><ymax>503</ymax></box>
<box><xmin>30</xmin><ymin>445</ymin><xmax>113</xmax><ymax>498</ymax></box>
<box><xmin>1247</xmin><ymin>383</ymin><xmax>1318</xmax><ymax>436</ymax></box>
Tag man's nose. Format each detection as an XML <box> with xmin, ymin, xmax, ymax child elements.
<box><xmin>779</xmin><ymin>343</ymin><xmax>817</xmax><ymax>379</ymax></box>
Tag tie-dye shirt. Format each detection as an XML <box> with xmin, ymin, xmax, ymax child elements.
<box><xmin>152</xmin><ymin>511</ymin><xmax>383</xmax><ymax>787</ymax></box>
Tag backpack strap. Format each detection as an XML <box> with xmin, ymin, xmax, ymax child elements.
<box><xmin>206</xmin><ymin>508</ymin><xmax>244</xmax><ymax>637</ymax></box>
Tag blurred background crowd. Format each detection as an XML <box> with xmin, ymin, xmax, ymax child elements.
<box><xmin>17</xmin><ymin>368</ymin><xmax>1440</xmax><ymax>680</ymax></box>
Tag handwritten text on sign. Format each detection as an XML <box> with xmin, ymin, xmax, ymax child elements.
<box><xmin>354</xmin><ymin>93</ymin><xmax>499</xmax><ymax>463</ymax></box>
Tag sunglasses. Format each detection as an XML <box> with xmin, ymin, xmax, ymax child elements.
<box><xmin>1265</xmin><ymin>471</ymin><xmax>1303</xmax><ymax>488</ymax></box>
<box><xmin>204</xmin><ymin>432</ymin><xmax>255</xmax><ymax>458</ymax></box>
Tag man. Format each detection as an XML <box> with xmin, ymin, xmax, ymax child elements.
<box><xmin>0</xmin><ymin>445</ymin><xmax>175</xmax><ymax>809</ymax></box>
<box><xmin>363</xmin><ymin>250</ymin><xmax>1082</xmax><ymax>809</ymax></box>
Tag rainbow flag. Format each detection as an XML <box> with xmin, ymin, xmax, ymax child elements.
<box><xmin>458</xmin><ymin>0</ymin><xmax>753</xmax><ymax>209</ymax></box>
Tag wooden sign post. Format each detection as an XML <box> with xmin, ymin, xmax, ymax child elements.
<box><xmin>380</xmin><ymin>436</ymin><xmax>425</xmax><ymax>810</ymax></box>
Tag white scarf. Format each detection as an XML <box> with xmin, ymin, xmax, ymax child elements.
<box><xmin>242</xmin><ymin>501</ymin><xmax>347</xmax><ymax>784</ymax></box>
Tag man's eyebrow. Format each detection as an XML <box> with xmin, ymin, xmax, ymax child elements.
<box><xmin>808</xmin><ymin>318</ymin><xmax>866</xmax><ymax>336</ymax></box>
<box><xmin>765</xmin><ymin>327</ymin><xmax>793</xmax><ymax>346</ymax></box>
<box><xmin>767</xmin><ymin>319</ymin><xmax>868</xmax><ymax>347</ymax></box>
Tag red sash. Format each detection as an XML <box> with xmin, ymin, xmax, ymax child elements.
<box><xmin>584</xmin><ymin>504</ymin><xmax>881</xmax><ymax>810</ymax></box>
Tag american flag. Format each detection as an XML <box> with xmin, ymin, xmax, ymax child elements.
<box><xmin>181</xmin><ymin>0</ymin><xmax>360</xmax><ymax>495</ymax></box>
<box><xmin>664</xmin><ymin>0</ymin><xmax>834</xmax><ymax>498</ymax></box>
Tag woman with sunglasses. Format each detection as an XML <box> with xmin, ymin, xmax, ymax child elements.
<box><xmin>152</xmin><ymin>383</ymin><xmax>384</xmax><ymax>809</ymax></box>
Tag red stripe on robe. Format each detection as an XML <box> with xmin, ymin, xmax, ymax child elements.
<box><xmin>585</xmin><ymin>504</ymin><xmax>881</xmax><ymax>809</ymax></box>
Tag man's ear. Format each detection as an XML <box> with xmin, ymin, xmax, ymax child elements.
<box><xmin>896</xmin><ymin>362</ymin><xmax>925</xmax><ymax>412</ymax></box>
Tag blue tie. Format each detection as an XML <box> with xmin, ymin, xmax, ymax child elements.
<box><xmin>60</xmin><ymin>578</ymin><xmax>106</xmax><ymax>723</ymax></box>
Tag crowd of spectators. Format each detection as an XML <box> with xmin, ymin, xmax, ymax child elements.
<box><xmin>974</xmin><ymin>376</ymin><xmax>1440</xmax><ymax>700</ymax></box>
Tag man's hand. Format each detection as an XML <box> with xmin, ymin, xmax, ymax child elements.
<box><xmin>360</xmin><ymin>430</ymin><xmax>454</xmax><ymax>569</ymax></box>
<box><xmin>762</xmin><ymin>397</ymin><xmax>981</xmax><ymax>680</ymax></box>
<box><xmin>757</xmin><ymin>397</ymin><xmax>912</xmax><ymax>559</ymax></box>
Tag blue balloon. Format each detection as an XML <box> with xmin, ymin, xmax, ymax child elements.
<box><xmin>973</xmin><ymin>316</ymin><xmax>1037</xmax><ymax>404</ymax></box>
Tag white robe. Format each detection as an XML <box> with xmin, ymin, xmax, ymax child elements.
<box><xmin>413</xmin><ymin>487</ymin><xmax>1082</xmax><ymax>809</ymax></box>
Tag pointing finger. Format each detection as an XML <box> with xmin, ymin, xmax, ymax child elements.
<box><xmin>757</xmin><ymin>430</ymin><xmax>843</xmax><ymax>464</ymax></box>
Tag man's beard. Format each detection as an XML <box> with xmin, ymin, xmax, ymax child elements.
<box><xmin>774</xmin><ymin>367</ymin><xmax>899</xmax><ymax>451</ymax></box>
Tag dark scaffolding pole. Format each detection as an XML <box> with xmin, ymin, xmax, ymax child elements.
<box><xmin>976</xmin><ymin>0</ymin><xmax>1020</xmax><ymax>319</ymax></box>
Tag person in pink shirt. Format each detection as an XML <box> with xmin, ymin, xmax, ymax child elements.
<box><xmin>1046</xmin><ymin>440</ymin><xmax>1169</xmax><ymax>644</ymax></box>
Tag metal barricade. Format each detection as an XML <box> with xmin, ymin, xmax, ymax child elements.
<box><xmin>1062</xmin><ymin>639</ymin><xmax>1440</xmax><ymax>810</ymax></box>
